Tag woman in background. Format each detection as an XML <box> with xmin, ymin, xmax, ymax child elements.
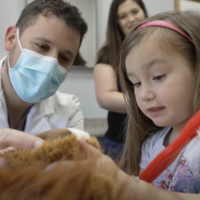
<box><xmin>94</xmin><ymin>0</ymin><xmax>148</xmax><ymax>159</ymax></box>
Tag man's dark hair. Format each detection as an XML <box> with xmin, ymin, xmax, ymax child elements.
<box><xmin>16</xmin><ymin>0</ymin><xmax>88</xmax><ymax>45</ymax></box>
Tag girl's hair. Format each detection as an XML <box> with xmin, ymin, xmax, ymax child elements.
<box><xmin>97</xmin><ymin>0</ymin><xmax>148</xmax><ymax>73</ymax></box>
<box><xmin>119</xmin><ymin>10</ymin><xmax>200</xmax><ymax>175</ymax></box>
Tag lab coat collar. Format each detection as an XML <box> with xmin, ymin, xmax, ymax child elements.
<box><xmin>0</xmin><ymin>57</ymin><xmax>9</xmax><ymax>128</ymax></box>
<box><xmin>0</xmin><ymin>56</ymin><xmax>7</xmax><ymax>99</ymax></box>
<box><xmin>23</xmin><ymin>87</ymin><xmax>55</xmax><ymax>134</ymax></box>
<box><xmin>37</xmin><ymin>97</ymin><xmax>55</xmax><ymax>117</ymax></box>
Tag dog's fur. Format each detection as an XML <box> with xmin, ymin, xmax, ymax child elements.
<box><xmin>0</xmin><ymin>129</ymin><xmax>121</xmax><ymax>200</ymax></box>
<box><xmin>5</xmin><ymin>129</ymin><xmax>100</xmax><ymax>172</ymax></box>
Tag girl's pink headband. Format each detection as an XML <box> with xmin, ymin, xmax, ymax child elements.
<box><xmin>136</xmin><ymin>20</ymin><xmax>195</xmax><ymax>45</ymax></box>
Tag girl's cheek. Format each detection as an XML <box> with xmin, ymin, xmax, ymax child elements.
<box><xmin>135</xmin><ymin>95</ymin><xmax>143</xmax><ymax>111</ymax></box>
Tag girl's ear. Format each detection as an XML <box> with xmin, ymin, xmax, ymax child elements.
<box><xmin>4</xmin><ymin>26</ymin><xmax>17</xmax><ymax>51</ymax></box>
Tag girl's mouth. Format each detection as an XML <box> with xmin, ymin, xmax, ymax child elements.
<box><xmin>147</xmin><ymin>107</ymin><xmax>165</xmax><ymax>117</ymax></box>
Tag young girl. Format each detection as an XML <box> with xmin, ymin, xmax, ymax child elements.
<box><xmin>80</xmin><ymin>10</ymin><xmax>200</xmax><ymax>199</ymax></box>
<box><xmin>120</xmin><ymin>9</ymin><xmax>200</xmax><ymax>193</ymax></box>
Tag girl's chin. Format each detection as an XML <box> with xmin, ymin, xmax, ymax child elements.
<box><xmin>152</xmin><ymin>120</ymin><xmax>168</xmax><ymax>127</ymax></box>
<box><xmin>145</xmin><ymin>113</ymin><xmax>170</xmax><ymax>127</ymax></box>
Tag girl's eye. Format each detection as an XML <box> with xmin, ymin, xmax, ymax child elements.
<box><xmin>132</xmin><ymin>82</ymin><xmax>141</xmax><ymax>88</ymax></box>
<box><xmin>153</xmin><ymin>75</ymin><xmax>165</xmax><ymax>81</ymax></box>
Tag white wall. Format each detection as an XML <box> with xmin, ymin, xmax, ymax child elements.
<box><xmin>65</xmin><ymin>0</ymin><xmax>97</xmax><ymax>67</ymax></box>
<box><xmin>58</xmin><ymin>68</ymin><xmax>107</xmax><ymax>118</ymax></box>
<box><xmin>96</xmin><ymin>0</ymin><xmax>112</xmax><ymax>51</ymax></box>
<box><xmin>180</xmin><ymin>0</ymin><xmax>200</xmax><ymax>11</ymax></box>
<box><xmin>143</xmin><ymin>0</ymin><xmax>174</xmax><ymax>16</ymax></box>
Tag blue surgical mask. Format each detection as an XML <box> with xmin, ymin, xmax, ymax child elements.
<box><xmin>7</xmin><ymin>29</ymin><xmax>68</xmax><ymax>103</ymax></box>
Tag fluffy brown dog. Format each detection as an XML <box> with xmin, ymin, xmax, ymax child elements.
<box><xmin>0</xmin><ymin>129</ymin><xmax>121</xmax><ymax>200</ymax></box>
<box><xmin>5</xmin><ymin>129</ymin><xmax>100</xmax><ymax>172</ymax></box>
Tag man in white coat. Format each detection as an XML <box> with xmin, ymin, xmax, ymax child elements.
<box><xmin>0</xmin><ymin>0</ymin><xmax>88</xmax><ymax>137</ymax></box>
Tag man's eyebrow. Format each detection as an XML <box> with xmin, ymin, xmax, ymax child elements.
<box><xmin>33</xmin><ymin>37</ymin><xmax>75</xmax><ymax>59</ymax></box>
<box><xmin>34</xmin><ymin>38</ymin><xmax>54</xmax><ymax>45</ymax></box>
<box><xmin>62</xmin><ymin>50</ymin><xmax>74</xmax><ymax>59</ymax></box>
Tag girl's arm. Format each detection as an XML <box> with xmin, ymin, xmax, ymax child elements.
<box><xmin>133</xmin><ymin>179</ymin><xmax>200</xmax><ymax>200</ymax></box>
<box><xmin>79</xmin><ymin>139</ymin><xmax>200</xmax><ymax>200</ymax></box>
<box><xmin>94</xmin><ymin>63</ymin><xmax>127</xmax><ymax>113</ymax></box>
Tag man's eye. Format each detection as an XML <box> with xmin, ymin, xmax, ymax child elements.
<box><xmin>153</xmin><ymin>75</ymin><xmax>165</xmax><ymax>81</ymax></box>
<box><xmin>60</xmin><ymin>55</ymin><xmax>70</xmax><ymax>63</ymax></box>
<box><xmin>36</xmin><ymin>43</ymin><xmax>48</xmax><ymax>50</ymax></box>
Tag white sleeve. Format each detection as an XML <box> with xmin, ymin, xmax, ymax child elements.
<box><xmin>67</xmin><ymin>95</ymin><xmax>84</xmax><ymax>130</ymax></box>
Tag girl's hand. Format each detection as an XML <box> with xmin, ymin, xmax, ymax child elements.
<box><xmin>78</xmin><ymin>139</ymin><xmax>135</xmax><ymax>199</ymax></box>
<box><xmin>0</xmin><ymin>128</ymin><xmax>43</xmax><ymax>167</ymax></box>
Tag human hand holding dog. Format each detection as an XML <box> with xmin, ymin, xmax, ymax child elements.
<box><xmin>78</xmin><ymin>138</ymin><xmax>136</xmax><ymax>200</ymax></box>
<box><xmin>0</xmin><ymin>128</ymin><xmax>43</xmax><ymax>167</ymax></box>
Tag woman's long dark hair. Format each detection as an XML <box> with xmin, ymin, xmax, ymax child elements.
<box><xmin>97</xmin><ymin>0</ymin><xmax>148</xmax><ymax>73</ymax></box>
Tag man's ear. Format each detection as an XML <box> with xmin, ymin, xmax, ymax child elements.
<box><xmin>4</xmin><ymin>26</ymin><xmax>17</xmax><ymax>51</ymax></box>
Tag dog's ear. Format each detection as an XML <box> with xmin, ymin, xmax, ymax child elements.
<box><xmin>36</xmin><ymin>129</ymin><xmax>72</xmax><ymax>141</ymax></box>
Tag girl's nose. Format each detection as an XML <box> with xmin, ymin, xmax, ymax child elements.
<box><xmin>140</xmin><ymin>86</ymin><xmax>155</xmax><ymax>101</ymax></box>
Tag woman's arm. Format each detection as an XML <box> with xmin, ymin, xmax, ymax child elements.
<box><xmin>94</xmin><ymin>63</ymin><xmax>127</xmax><ymax>113</ymax></box>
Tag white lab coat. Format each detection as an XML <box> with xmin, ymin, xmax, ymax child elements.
<box><xmin>0</xmin><ymin>57</ymin><xmax>84</xmax><ymax>135</ymax></box>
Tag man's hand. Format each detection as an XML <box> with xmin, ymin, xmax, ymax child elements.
<box><xmin>0</xmin><ymin>129</ymin><xmax>43</xmax><ymax>167</ymax></box>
